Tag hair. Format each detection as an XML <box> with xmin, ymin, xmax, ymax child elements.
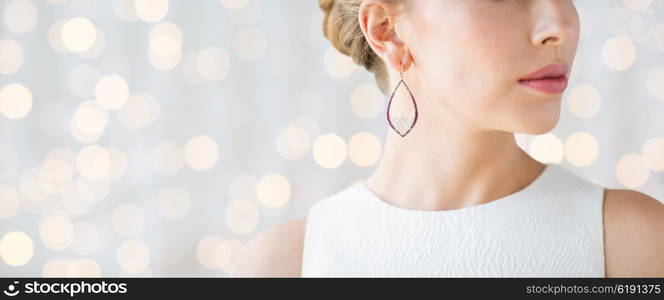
<box><xmin>318</xmin><ymin>0</ymin><xmax>407</xmax><ymax>96</ymax></box>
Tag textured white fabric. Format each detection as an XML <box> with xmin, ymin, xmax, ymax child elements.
<box><xmin>301</xmin><ymin>163</ymin><xmax>606</xmax><ymax>277</ymax></box>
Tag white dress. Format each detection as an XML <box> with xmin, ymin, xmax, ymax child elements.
<box><xmin>300</xmin><ymin>163</ymin><xmax>606</xmax><ymax>277</ymax></box>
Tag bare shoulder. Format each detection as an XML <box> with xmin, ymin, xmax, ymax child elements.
<box><xmin>231</xmin><ymin>216</ymin><xmax>307</xmax><ymax>277</ymax></box>
<box><xmin>603</xmin><ymin>188</ymin><xmax>664</xmax><ymax>277</ymax></box>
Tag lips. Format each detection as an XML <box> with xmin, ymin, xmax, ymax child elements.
<box><xmin>518</xmin><ymin>63</ymin><xmax>569</xmax><ymax>94</ymax></box>
<box><xmin>520</xmin><ymin>63</ymin><xmax>569</xmax><ymax>81</ymax></box>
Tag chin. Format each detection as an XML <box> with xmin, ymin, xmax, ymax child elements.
<box><xmin>517</xmin><ymin>113</ymin><xmax>561</xmax><ymax>135</ymax></box>
<box><xmin>513</xmin><ymin>98</ymin><xmax>563</xmax><ymax>134</ymax></box>
<box><xmin>522</xmin><ymin>121</ymin><xmax>560</xmax><ymax>135</ymax></box>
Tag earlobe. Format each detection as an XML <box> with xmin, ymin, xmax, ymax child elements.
<box><xmin>385</xmin><ymin>42</ymin><xmax>412</xmax><ymax>74</ymax></box>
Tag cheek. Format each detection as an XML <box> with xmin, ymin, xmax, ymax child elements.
<box><xmin>413</xmin><ymin>8</ymin><xmax>517</xmax><ymax>108</ymax></box>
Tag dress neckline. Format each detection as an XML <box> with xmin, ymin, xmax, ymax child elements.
<box><xmin>356</xmin><ymin>163</ymin><xmax>557</xmax><ymax>215</ymax></box>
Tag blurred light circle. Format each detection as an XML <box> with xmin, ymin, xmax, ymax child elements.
<box><xmin>256</xmin><ymin>174</ymin><xmax>291</xmax><ymax>209</ymax></box>
<box><xmin>642</xmin><ymin>137</ymin><xmax>664</xmax><ymax>172</ymax></box>
<box><xmin>148</xmin><ymin>22</ymin><xmax>182</xmax><ymax>71</ymax></box>
<box><xmin>312</xmin><ymin>134</ymin><xmax>347</xmax><ymax>169</ymax></box>
<box><xmin>150</xmin><ymin>36</ymin><xmax>180</xmax><ymax>57</ymax></box>
<box><xmin>48</xmin><ymin>20</ymin><xmax>68</xmax><ymax>53</ymax></box>
<box><xmin>196</xmin><ymin>235</ymin><xmax>223</xmax><ymax>269</ymax></box>
<box><xmin>213</xmin><ymin>239</ymin><xmax>233</xmax><ymax>269</ymax></box>
<box><xmin>67</xmin><ymin>258</ymin><xmax>102</xmax><ymax>277</ymax></box>
<box><xmin>42</xmin><ymin>259</ymin><xmax>70</xmax><ymax>277</ymax></box>
<box><xmin>149</xmin><ymin>22</ymin><xmax>183</xmax><ymax>44</ymax></box>
<box><xmin>184</xmin><ymin>136</ymin><xmax>219</xmax><ymax>171</ymax></box>
<box><xmin>275</xmin><ymin>125</ymin><xmax>311</xmax><ymax>161</ymax></box>
<box><xmin>567</xmin><ymin>84</ymin><xmax>602</xmax><ymax>119</ymax></box>
<box><xmin>0</xmin><ymin>83</ymin><xmax>33</xmax><ymax>120</ymax></box>
<box><xmin>564</xmin><ymin>132</ymin><xmax>599</xmax><ymax>167</ymax></box>
<box><xmin>602</xmin><ymin>36</ymin><xmax>636</xmax><ymax>71</ymax></box>
<box><xmin>0</xmin><ymin>39</ymin><xmax>24</xmax><ymax>74</ymax></box>
<box><xmin>38</xmin><ymin>158</ymin><xmax>75</xmax><ymax>195</ymax></box>
<box><xmin>2</xmin><ymin>0</ymin><xmax>38</xmax><ymax>34</ymax></box>
<box><xmin>226</xmin><ymin>0</ymin><xmax>261</xmax><ymax>26</ymax></box>
<box><xmin>70</xmin><ymin>120</ymin><xmax>105</xmax><ymax>144</ymax></box>
<box><xmin>616</xmin><ymin>154</ymin><xmax>650</xmax><ymax>188</ymax></box>
<box><xmin>45</xmin><ymin>147</ymin><xmax>77</xmax><ymax>168</ymax></box>
<box><xmin>220</xmin><ymin>0</ymin><xmax>249</xmax><ymax>9</ymax></box>
<box><xmin>113</xmin><ymin>0</ymin><xmax>139</xmax><ymax>22</ymax></box>
<box><xmin>348</xmin><ymin>132</ymin><xmax>382</xmax><ymax>167</ymax></box>
<box><xmin>95</xmin><ymin>75</ymin><xmax>129</xmax><ymax>110</ymax></box>
<box><xmin>529</xmin><ymin>133</ymin><xmax>564</xmax><ymax>164</ymax></box>
<box><xmin>623</xmin><ymin>0</ymin><xmax>652</xmax><ymax>11</ymax></box>
<box><xmin>134</xmin><ymin>0</ymin><xmax>169</xmax><ymax>23</ymax></box>
<box><xmin>71</xmin><ymin>99</ymin><xmax>109</xmax><ymax>140</ymax></box>
<box><xmin>105</xmin><ymin>147</ymin><xmax>127</xmax><ymax>182</ymax></box>
<box><xmin>196</xmin><ymin>47</ymin><xmax>231</xmax><ymax>81</ymax></box>
<box><xmin>78</xmin><ymin>26</ymin><xmax>106</xmax><ymax>59</ymax></box>
<box><xmin>39</xmin><ymin>213</ymin><xmax>75</xmax><ymax>251</ymax></box>
<box><xmin>116</xmin><ymin>239</ymin><xmax>151</xmax><ymax>274</ymax></box>
<box><xmin>224</xmin><ymin>199</ymin><xmax>259</xmax><ymax>235</ymax></box>
<box><xmin>647</xmin><ymin>66</ymin><xmax>664</xmax><ymax>102</ymax></box>
<box><xmin>290</xmin><ymin>116</ymin><xmax>321</xmax><ymax>139</ymax></box>
<box><xmin>0</xmin><ymin>231</ymin><xmax>34</xmax><ymax>266</ymax></box>
<box><xmin>148</xmin><ymin>42</ymin><xmax>182</xmax><ymax>70</ymax></box>
<box><xmin>220</xmin><ymin>239</ymin><xmax>244</xmax><ymax>273</ymax></box>
<box><xmin>61</xmin><ymin>17</ymin><xmax>97</xmax><ymax>53</ymax></box>
<box><xmin>76</xmin><ymin>145</ymin><xmax>111</xmax><ymax>180</ymax></box>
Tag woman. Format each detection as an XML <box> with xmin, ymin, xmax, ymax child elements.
<box><xmin>233</xmin><ymin>0</ymin><xmax>664</xmax><ymax>277</ymax></box>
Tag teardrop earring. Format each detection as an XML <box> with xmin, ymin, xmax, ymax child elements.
<box><xmin>386</xmin><ymin>62</ymin><xmax>418</xmax><ymax>137</ymax></box>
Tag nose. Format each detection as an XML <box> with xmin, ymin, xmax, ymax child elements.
<box><xmin>531</xmin><ymin>0</ymin><xmax>576</xmax><ymax>48</ymax></box>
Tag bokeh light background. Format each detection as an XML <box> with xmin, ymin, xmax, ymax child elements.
<box><xmin>0</xmin><ymin>0</ymin><xmax>663</xmax><ymax>277</ymax></box>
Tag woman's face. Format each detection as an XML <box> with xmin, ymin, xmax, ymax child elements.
<box><xmin>402</xmin><ymin>0</ymin><xmax>580</xmax><ymax>134</ymax></box>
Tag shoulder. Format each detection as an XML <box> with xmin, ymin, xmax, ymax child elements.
<box><xmin>231</xmin><ymin>216</ymin><xmax>307</xmax><ymax>277</ymax></box>
<box><xmin>603</xmin><ymin>188</ymin><xmax>664</xmax><ymax>277</ymax></box>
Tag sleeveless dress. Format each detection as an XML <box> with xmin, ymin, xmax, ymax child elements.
<box><xmin>300</xmin><ymin>163</ymin><xmax>606</xmax><ymax>277</ymax></box>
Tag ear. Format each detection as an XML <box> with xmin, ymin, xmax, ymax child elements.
<box><xmin>358</xmin><ymin>0</ymin><xmax>412</xmax><ymax>73</ymax></box>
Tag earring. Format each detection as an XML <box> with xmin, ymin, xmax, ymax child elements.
<box><xmin>386</xmin><ymin>62</ymin><xmax>418</xmax><ymax>137</ymax></box>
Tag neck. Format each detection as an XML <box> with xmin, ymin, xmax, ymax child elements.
<box><xmin>364</xmin><ymin>95</ymin><xmax>545</xmax><ymax>211</ymax></box>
